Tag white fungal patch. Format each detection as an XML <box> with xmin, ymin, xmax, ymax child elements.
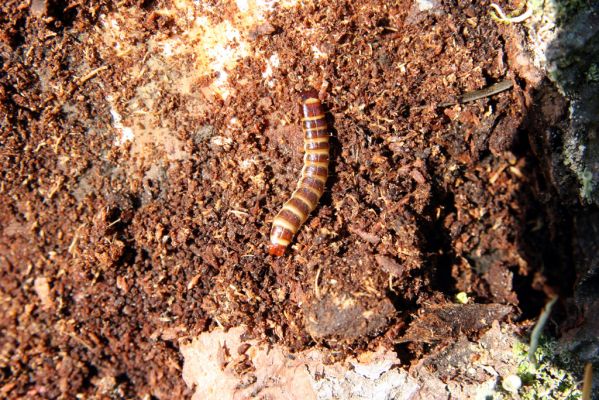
<box><xmin>97</xmin><ymin>0</ymin><xmax>302</xmax><ymax>161</ymax></box>
<box><xmin>161</xmin><ymin>40</ymin><xmax>176</xmax><ymax>57</ymax></box>
<box><xmin>188</xmin><ymin>17</ymin><xmax>252</xmax><ymax>100</ymax></box>
<box><xmin>416</xmin><ymin>0</ymin><xmax>435</xmax><ymax>11</ymax></box>
<box><xmin>311</xmin><ymin>45</ymin><xmax>327</xmax><ymax>59</ymax></box>
<box><xmin>236</xmin><ymin>0</ymin><xmax>250</xmax><ymax>12</ymax></box>
<box><xmin>262</xmin><ymin>53</ymin><xmax>280</xmax><ymax>87</ymax></box>
<box><xmin>211</xmin><ymin>136</ymin><xmax>233</xmax><ymax>147</ymax></box>
<box><xmin>110</xmin><ymin>105</ymin><xmax>134</xmax><ymax>146</ymax></box>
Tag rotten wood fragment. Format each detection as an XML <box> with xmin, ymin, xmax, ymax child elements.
<box><xmin>375</xmin><ymin>254</ymin><xmax>405</xmax><ymax>277</ymax></box>
<box><xmin>398</xmin><ymin>303</ymin><xmax>513</xmax><ymax>343</ymax></box>
<box><xmin>304</xmin><ymin>292</ymin><xmax>395</xmax><ymax>341</ymax></box>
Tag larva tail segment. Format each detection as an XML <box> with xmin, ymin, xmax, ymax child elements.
<box><xmin>269</xmin><ymin>87</ymin><xmax>329</xmax><ymax>256</ymax></box>
<box><xmin>268</xmin><ymin>244</ymin><xmax>286</xmax><ymax>256</ymax></box>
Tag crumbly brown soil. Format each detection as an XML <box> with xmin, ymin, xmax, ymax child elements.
<box><xmin>0</xmin><ymin>0</ymin><xmax>573</xmax><ymax>398</ymax></box>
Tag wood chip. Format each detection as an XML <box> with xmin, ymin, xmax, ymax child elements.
<box><xmin>375</xmin><ymin>255</ymin><xmax>405</xmax><ymax>276</ymax></box>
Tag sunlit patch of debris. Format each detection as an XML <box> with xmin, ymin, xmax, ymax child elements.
<box><xmin>97</xmin><ymin>0</ymin><xmax>298</xmax><ymax>157</ymax></box>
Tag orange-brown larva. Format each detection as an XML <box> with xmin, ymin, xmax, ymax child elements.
<box><xmin>269</xmin><ymin>89</ymin><xmax>329</xmax><ymax>256</ymax></box>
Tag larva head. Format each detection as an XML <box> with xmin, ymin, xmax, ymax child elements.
<box><xmin>301</xmin><ymin>88</ymin><xmax>319</xmax><ymax>102</ymax></box>
<box><xmin>268</xmin><ymin>244</ymin><xmax>286</xmax><ymax>257</ymax></box>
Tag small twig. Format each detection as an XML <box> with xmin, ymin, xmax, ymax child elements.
<box><xmin>76</xmin><ymin>65</ymin><xmax>108</xmax><ymax>85</ymax></box>
<box><xmin>388</xmin><ymin>275</ymin><xmax>397</xmax><ymax>293</ymax></box>
<box><xmin>489</xmin><ymin>163</ymin><xmax>508</xmax><ymax>184</ymax></box>
<box><xmin>459</xmin><ymin>80</ymin><xmax>514</xmax><ymax>104</ymax></box>
<box><xmin>107</xmin><ymin>218</ymin><xmax>122</xmax><ymax>228</ymax></box>
<box><xmin>529</xmin><ymin>296</ymin><xmax>558</xmax><ymax>363</ymax></box>
<box><xmin>314</xmin><ymin>265</ymin><xmax>323</xmax><ymax>299</ymax></box>
<box><xmin>438</xmin><ymin>80</ymin><xmax>513</xmax><ymax>107</ymax></box>
<box><xmin>47</xmin><ymin>177</ymin><xmax>64</xmax><ymax>199</ymax></box>
<box><xmin>582</xmin><ymin>363</ymin><xmax>593</xmax><ymax>400</ymax></box>
<box><xmin>490</xmin><ymin>2</ymin><xmax>533</xmax><ymax>24</ymax></box>
<box><xmin>68</xmin><ymin>223</ymin><xmax>86</xmax><ymax>255</ymax></box>
<box><xmin>228</xmin><ymin>209</ymin><xmax>250</xmax><ymax>218</ymax></box>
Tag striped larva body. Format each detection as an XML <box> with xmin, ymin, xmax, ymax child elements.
<box><xmin>269</xmin><ymin>89</ymin><xmax>329</xmax><ymax>256</ymax></box>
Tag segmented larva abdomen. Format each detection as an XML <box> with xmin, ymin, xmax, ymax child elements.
<box><xmin>269</xmin><ymin>89</ymin><xmax>329</xmax><ymax>256</ymax></box>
